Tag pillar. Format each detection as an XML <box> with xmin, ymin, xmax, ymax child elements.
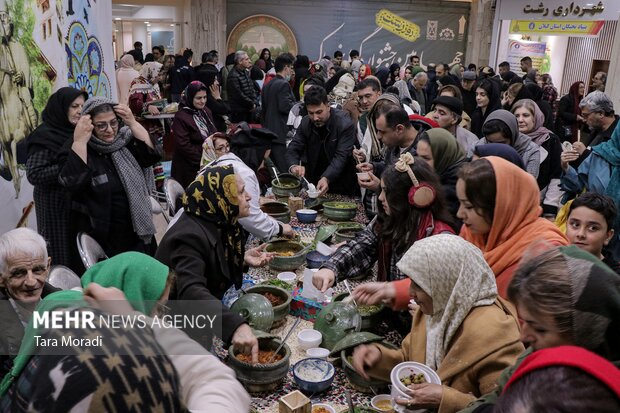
<box><xmin>187</xmin><ymin>0</ymin><xmax>226</xmax><ymax>56</ymax></box>
<box><xmin>466</xmin><ymin>0</ymin><xmax>495</xmax><ymax>67</ymax></box>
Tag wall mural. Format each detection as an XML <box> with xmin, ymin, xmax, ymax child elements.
<box><xmin>1</xmin><ymin>0</ymin><xmax>114</xmax><ymax>234</ymax></box>
<box><xmin>227</xmin><ymin>14</ymin><xmax>298</xmax><ymax>61</ymax></box>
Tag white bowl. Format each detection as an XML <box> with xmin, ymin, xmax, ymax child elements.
<box><xmin>371</xmin><ymin>394</ymin><xmax>395</xmax><ymax>412</ymax></box>
<box><xmin>297</xmin><ymin>329</ymin><xmax>322</xmax><ymax>349</ymax></box>
<box><xmin>311</xmin><ymin>403</ymin><xmax>336</xmax><ymax>413</ymax></box>
<box><xmin>277</xmin><ymin>271</ymin><xmax>297</xmax><ymax>283</ymax></box>
<box><xmin>307</xmin><ymin>189</ymin><xmax>321</xmax><ymax>198</ymax></box>
<box><xmin>356</xmin><ymin>172</ymin><xmax>370</xmax><ymax>181</ymax></box>
<box><xmin>306</xmin><ymin>347</ymin><xmax>330</xmax><ymax>360</ymax></box>
<box><xmin>315</xmin><ymin>241</ymin><xmax>334</xmax><ymax>257</ymax></box>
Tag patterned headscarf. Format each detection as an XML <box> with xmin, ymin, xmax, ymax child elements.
<box><xmin>180</xmin><ymin>81</ymin><xmax>217</xmax><ymax>140</ymax></box>
<box><xmin>182</xmin><ymin>165</ymin><xmax>244</xmax><ymax>289</ymax></box>
<box><xmin>396</xmin><ymin>234</ymin><xmax>497</xmax><ymax>370</ymax></box>
<box><xmin>366</xmin><ymin>94</ymin><xmax>401</xmax><ymax>159</ymax></box>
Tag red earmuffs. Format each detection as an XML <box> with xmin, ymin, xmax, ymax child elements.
<box><xmin>408</xmin><ymin>183</ymin><xmax>436</xmax><ymax>208</ymax></box>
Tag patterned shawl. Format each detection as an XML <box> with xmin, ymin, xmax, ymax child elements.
<box><xmin>182</xmin><ymin>165</ymin><xmax>244</xmax><ymax>289</ymax></box>
<box><xmin>396</xmin><ymin>234</ymin><xmax>497</xmax><ymax>370</ymax></box>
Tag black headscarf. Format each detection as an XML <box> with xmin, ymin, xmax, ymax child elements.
<box><xmin>180</xmin><ymin>81</ymin><xmax>217</xmax><ymax>138</ymax></box>
<box><xmin>183</xmin><ymin>165</ymin><xmax>244</xmax><ymax>289</ymax></box>
<box><xmin>473</xmin><ymin>143</ymin><xmax>526</xmax><ymax>170</ymax></box>
<box><xmin>27</xmin><ymin>87</ymin><xmax>88</xmax><ymax>155</ymax></box>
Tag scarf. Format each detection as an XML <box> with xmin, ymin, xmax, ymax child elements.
<box><xmin>520</xmin><ymin>99</ymin><xmax>552</xmax><ymax>145</ymax></box>
<box><xmin>119</xmin><ymin>53</ymin><xmax>135</xmax><ymax>69</ymax></box>
<box><xmin>473</xmin><ymin>143</ymin><xmax>526</xmax><ymax>170</ymax></box>
<box><xmin>503</xmin><ymin>346</ymin><xmax>620</xmax><ymax>397</ymax></box>
<box><xmin>180</xmin><ymin>80</ymin><xmax>217</xmax><ymax>140</ymax></box>
<box><xmin>129</xmin><ymin>61</ymin><xmax>162</xmax><ymax>97</ymax></box>
<box><xmin>366</xmin><ymin>94</ymin><xmax>401</xmax><ymax>159</ymax></box>
<box><xmin>424</xmin><ymin>128</ymin><xmax>466</xmax><ymax>176</ymax></box>
<box><xmin>592</xmin><ymin>121</ymin><xmax>620</xmax><ymax>230</ymax></box>
<box><xmin>26</xmin><ymin>87</ymin><xmax>88</xmax><ymax>155</ymax></box>
<box><xmin>81</xmin><ymin>251</ymin><xmax>169</xmax><ymax>315</ymax></box>
<box><xmin>82</xmin><ymin>97</ymin><xmax>156</xmax><ymax>243</ymax></box>
<box><xmin>459</xmin><ymin>157</ymin><xmax>568</xmax><ymax>297</ymax></box>
<box><xmin>183</xmin><ymin>165</ymin><xmax>244</xmax><ymax>289</ymax></box>
<box><xmin>393</xmin><ymin>80</ymin><xmax>413</xmax><ymax>103</ymax></box>
<box><xmin>396</xmin><ymin>234</ymin><xmax>497</xmax><ymax>370</ymax></box>
<box><xmin>0</xmin><ymin>290</ymin><xmax>87</xmax><ymax>397</ymax></box>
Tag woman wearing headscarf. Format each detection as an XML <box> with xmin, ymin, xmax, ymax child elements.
<box><xmin>392</xmin><ymin>80</ymin><xmax>421</xmax><ymax>114</ymax></box>
<box><xmin>385</xmin><ymin>63</ymin><xmax>400</xmax><ymax>87</ymax></box>
<box><xmin>415</xmin><ymin>128</ymin><xmax>467</xmax><ymax>220</ymax></box>
<box><xmin>471</xmin><ymin>78</ymin><xmax>502</xmax><ymax>138</ymax></box>
<box><xmin>327</xmin><ymin>72</ymin><xmax>355</xmax><ymax>106</ymax></box>
<box><xmin>156</xmin><ymin>165</ymin><xmax>274</xmax><ymax>363</ymax></box>
<box><xmin>352</xmin><ymin>235</ymin><xmax>524</xmax><ymax>413</ymax></box>
<box><xmin>358</xmin><ymin>63</ymin><xmax>373</xmax><ymax>83</ymax></box>
<box><xmin>374</xmin><ymin>66</ymin><xmax>390</xmax><ymax>90</ymax></box>
<box><xmin>457</xmin><ymin>157</ymin><xmax>568</xmax><ymax>298</ymax></box>
<box><xmin>116</xmin><ymin>54</ymin><xmax>140</xmax><ymax>105</ymax></box>
<box><xmin>78</xmin><ymin>252</ymin><xmax>252</xmax><ymax>412</ymax></box>
<box><xmin>477</xmin><ymin>109</ymin><xmax>541</xmax><ymax>178</ymax></box>
<box><xmin>560</xmin><ymin>121</ymin><xmax>620</xmax><ymax>261</ymax></box>
<box><xmin>555</xmin><ymin>81</ymin><xmax>585</xmax><ymax>142</ymax></box>
<box><xmin>512</xmin><ymin>99</ymin><xmax>563</xmax><ymax>216</ymax></box>
<box><xmin>171</xmin><ymin>81</ymin><xmax>218</xmax><ymax>188</ymax></box>
<box><xmin>293</xmin><ymin>55</ymin><xmax>310</xmax><ymax>101</ymax></box>
<box><xmin>524</xmin><ymin>83</ymin><xmax>554</xmax><ymax>130</ymax></box>
<box><xmin>472</xmin><ymin>143</ymin><xmax>526</xmax><ymax>170</ymax></box>
<box><xmin>58</xmin><ymin>97</ymin><xmax>160</xmax><ymax>272</ymax></box>
<box><xmin>255</xmin><ymin>48</ymin><xmax>273</xmax><ymax>72</ymax></box>
<box><xmin>461</xmin><ymin>245</ymin><xmax>620</xmax><ymax>412</ymax></box>
<box><xmin>26</xmin><ymin>87</ymin><xmax>88</xmax><ymax>266</ymax></box>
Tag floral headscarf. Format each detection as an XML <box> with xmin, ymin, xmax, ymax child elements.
<box><xmin>180</xmin><ymin>80</ymin><xmax>217</xmax><ymax>140</ymax></box>
<box><xmin>182</xmin><ymin>165</ymin><xmax>244</xmax><ymax>289</ymax></box>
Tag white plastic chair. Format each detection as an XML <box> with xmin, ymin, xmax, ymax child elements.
<box><xmin>164</xmin><ymin>178</ymin><xmax>184</xmax><ymax>218</ymax></box>
<box><xmin>76</xmin><ymin>232</ymin><xmax>108</xmax><ymax>269</ymax></box>
<box><xmin>48</xmin><ymin>265</ymin><xmax>81</xmax><ymax>290</ymax></box>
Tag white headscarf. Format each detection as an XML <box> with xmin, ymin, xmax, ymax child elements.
<box><xmin>396</xmin><ymin>234</ymin><xmax>497</xmax><ymax>370</ymax></box>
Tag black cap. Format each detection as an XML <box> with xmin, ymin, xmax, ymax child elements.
<box><xmin>433</xmin><ymin>96</ymin><xmax>463</xmax><ymax>116</ymax></box>
<box><xmin>462</xmin><ymin>70</ymin><xmax>476</xmax><ymax>81</ymax></box>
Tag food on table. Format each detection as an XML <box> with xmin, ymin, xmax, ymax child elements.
<box><xmin>374</xmin><ymin>399</ymin><xmax>392</xmax><ymax>410</ymax></box>
<box><xmin>357</xmin><ymin>304</ymin><xmax>381</xmax><ymax>316</ymax></box>
<box><xmin>235</xmin><ymin>350</ymin><xmax>283</xmax><ymax>364</ymax></box>
<box><xmin>261</xmin><ymin>279</ymin><xmax>293</xmax><ymax>289</ymax></box>
<box><xmin>261</xmin><ymin>291</ymin><xmax>285</xmax><ymax>306</ymax></box>
<box><xmin>275</xmin><ymin>181</ymin><xmax>299</xmax><ymax>188</ymax></box>
<box><xmin>312</xmin><ymin>407</ymin><xmax>331</xmax><ymax>413</ymax></box>
<box><xmin>400</xmin><ymin>371</ymin><xmax>427</xmax><ymax>385</ymax></box>
<box><xmin>325</xmin><ymin>202</ymin><xmax>356</xmax><ymax>209</ymax></box>
<box><xmin>275</xmin><ymin>251</ymin><xmax>296</xmax><ymax>257</ymax></box>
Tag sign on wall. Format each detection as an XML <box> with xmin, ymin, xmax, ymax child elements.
<box><xmin>507</xmin><ymin>40</ymin><xmax>547</xmax><ymax>76</ymax></box>
<box><xmin>510</xmin><ymin>19</ymin><xmax>605</xmax><ymax>36</ymax></box>
<box><xmin>227</xmin><ymin>1</ymin><xmax>470</xmax><ymax>70</ymax></box>
<box><xmin>1</xmin><ymin>0</ymin><xmax>115</xmax><ymax>234</ymax></box>
<box><xmin>498</xmin><ymin>1</ymin><xmax>616</xmax><ymax>20</ymax></box>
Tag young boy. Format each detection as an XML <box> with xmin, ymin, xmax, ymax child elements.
<box><xmin>566</xmin><ymin>192</ymin><xmax>620</xmax><ymax>274</ymax></box>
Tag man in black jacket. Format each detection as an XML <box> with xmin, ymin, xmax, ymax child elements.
<box><xmin>287</xmin><ymin>86</ymin><xmax>357</xmax><ymax>195</ymax></box>
<box><xmin>226</xmin><ymin>51</ymin><xmax>257</xmax><ymax>123</ymax></box>
<box><xmin>261</xmin><ymin>54</ymin><xmax>296</xmax><ymax>172</ymax></box>
<box><xmin>194</xmin><ymin>51</ymin><xmax>221</xmax><ymax>86</ymax></box>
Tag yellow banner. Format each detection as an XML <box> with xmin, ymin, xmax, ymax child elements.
<box><xmin>375</xmin><ymin>9</ymin><xmax>420</xmax><ymax>42</ymax></box>
<box><xmin>510</xmin><ymin>20</ymin><xmax>604</xmax><ymax>36</ymax></box>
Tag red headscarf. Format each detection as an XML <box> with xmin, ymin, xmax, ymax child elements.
<box><xmin>358</xmin><ymin>64</ymin><xmax>372</xmax><ymax>82</ymax></box>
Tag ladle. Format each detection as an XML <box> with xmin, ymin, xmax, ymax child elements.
<box><xmin>267</xmin><ymin>317</ymin><xmax>301</xmax><ymax>364</ymax></box>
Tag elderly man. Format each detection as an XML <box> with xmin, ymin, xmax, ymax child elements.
<box><xmin>431</xmin><ymin>96</ymin><xmax>479</xmax><ymax>155</ymax></box>
<box><xmin>572</xmin><ymin>91</ymin><xmax>619</xmax><ymax>167</ymax></box>
<box><xmin>226</xmin><ymin>50</ymin><xmax>257</xmax><ymax>123</ymax></box>
<box><xmin>460</xmin><ymin>70</ymin><xmax>477</xmax><ymax>117</ymax></box>
<box><xmin>0</xmin><ymin>227</ymin><xmax>59</xmax><ymax>379</ymax></box>
<box><xmin>592</xmin><ymin>71</ymin><xmax>607</xmax><ymax>92</ymax></box>
<box><xmin>409</xmin><ymin>72</ymin><xmax>428</xmax><ymax>115</ymax></box>
<box><xmin>287</xmin><ymin>86</ymin><xmax>357</xmax><ymax>196</ymax></box>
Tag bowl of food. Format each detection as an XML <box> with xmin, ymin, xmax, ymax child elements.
<box><xmin>312</xmin><ymin>403</ymin><xmax>336</xmax><ymax>413</ymax></box>
<box><xmin>296</xmin><ymin>208</ymin><xmax>318</xmax><ymax>223</ymax></box>
<box><xmin>272</xmin><ymin>173</ymin><xmax>302</xmax><ymax>198</ymax></box>
<box><xmin>371</xmin><ymin>395</ymin><xmax>395</xmax><ymax>412</ymax></box>
<box><xmin>306</xmin><ymin>250</ymin><xmax>330</xmax><ymax>269</ymax></box>
<box><xmin>306</xmin><ymin>347</ymin><xmax>330</xmax><ymax>360</ymax></box>
<box><xmin>323</xmin><ymin>201</ymin><xmax>358</xmax><ymax>222</ymax></box>
<box><xmin>307</xmin><ymin>189</ymin><xmax>321</xmax><ymax>199</ymax></box>
<box><xmin>260</xmin><ymin>201</ymin><xmax>291</xmax><ymax>224</ymax></box>
<box><xmin>333</xmin><ymin>292</ymin><xmax>384</xmax><ymax>331</ymax></box>
<box><xmin>228</xmin><ymin>337</ymin><xmax>290</xmax><ymax>394</ymax></box>
<box><xmin>333</xmin><ymin>222</ymin><xmax>365</xmax><ymax>244</ymax></box>
<box><xmin>245</xmin><ymin>285</ymin><xmax>291</xmax><ymax>328</ymax></box>
<box><xmin>391</xmin><ymin>361</ymin><xmax>441</xmax><ymax>396</ymax></box>
<box><xmin>265</xmin><ymin>240</ymin><xmax>307</xmax><ymax>271</ymax></box>
<box><xmin>297</xmin><ymin>328</ymin><xmax>322</xmax><ymax>350</ymax></box>
<box><xmin>293</xmin><ymin>358</ymin><xmax>335</xmax><ymax>394</ymax></box>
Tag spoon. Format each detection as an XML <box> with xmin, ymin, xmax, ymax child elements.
<box><xmin>267</xmin><ymin>317</ymin><xmax>301</xmax><ymax>364</ymax></box>
<box><xmin>302</xmin><ymin>176</ymin><xmax>316</xmax><ymax>192</ymax></box>
<box><xmin>272</xmin><ymin>168</ymin><xmax>281</xmax><ymax>185</ymax></box>
<box><xmin>343</xmin><ymin>280</ymin><xmax>358</xmax><ymax>307</ymax></box>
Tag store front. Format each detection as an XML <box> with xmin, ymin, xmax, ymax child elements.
<box><xmin>489</xmin><ymin>0</ymin><xmax>620</xmax><ymax>99</ymax></box>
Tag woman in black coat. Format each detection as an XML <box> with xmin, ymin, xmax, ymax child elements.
<box><xmin>155</xmin><ymin>165</ymin><xmax>274</xmax><ymax>363</ymax></box>
<box><xmin>58</xmin><ymin>97</ymin><xmax>160</xmax><ymax>272</ymax></box>
<box><xmin>471</xmin><ymin>78</ymin><xmax>502</xmax><ymax>138</ymax></box>
<box><xmin>26</xmin><ymin>87</ymin><xmax>88</xmax><ymax>267</ymax></box>
<box><xmin>555</xmin><ymin>81</ymin><xmax>585</xmax><ymax>142</ymax></box>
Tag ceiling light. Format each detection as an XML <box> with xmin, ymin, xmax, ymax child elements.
<box><xmin>114</xmin><ymin>17</ymin><xmax>121</xmax><ymax>21</ymax></box>
<box><xmin>144</xmin><ymin>21</ymin><xmax>149</xmax><ymax>24</ymax></box>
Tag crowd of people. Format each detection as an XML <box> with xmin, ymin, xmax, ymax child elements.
<box><xmin>0</xmin><ymin>44</ymin><xmax>619</xmax><ymax>412</ymax></box>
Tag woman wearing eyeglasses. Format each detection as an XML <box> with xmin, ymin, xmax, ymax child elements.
<box><xmin>59</xmin><ymin>97</ymin><xmax>161</xmax><ymax>273</ymax></box>
<box><xmin>171</xmin><ymin>81</ymin><xmax>218</xmax><ymax>188</ymax></box>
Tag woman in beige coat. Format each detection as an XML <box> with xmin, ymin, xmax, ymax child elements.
<box><xmin>352</xmin><ymin>235</ymin><xmax>523</xmax><ymax>413</ymax></box>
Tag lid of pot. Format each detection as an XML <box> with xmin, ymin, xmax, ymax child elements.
<box><xmin>330</xmin><ymin>331</ymin><xmax>384</xmax><ymax>357</ymax></box>
<box><xmin>230</xmin><ymin>293</ymin><xmax>274</xmax><ymax>332</ymax></box>
<box><xmin>314</xmin><ymin>301</ymin><xmax>361</xmax><ymax>350</ymax></box>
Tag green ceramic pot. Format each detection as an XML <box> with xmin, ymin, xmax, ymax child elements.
<box><xmin>230</xmin><ymin>293</ymin><xmax>274</xmax><ymax>331</ymax></box>
<box><xmin>323</xmin><ymin>201</ymin><xmax>357</xmax><ymax>222</ymax></box>
<box><xmin>333</xmin><ymin>292</ymin><xmax>384</xmax><ymax>331</ymax></box>
<box><xmin>271</xmin><ymin>173</ymin><xmax>301</xmax><ymax>197</ymax></box>
<box><xmin>314</xmin><ymin>301</ymin><xmax>361</xmax><ymax>350</ymax></box>
<box><xmin>260</xmin><ymin>201</ymin><xmax>291</xmax><ymax>224</ymax></box>
<box><xmin>245</xmin><ymin>285</ymin><xmax>291</xmax><ymax>328</ymax></box>
<box><xmin>265</xmin><ymin>240</ymin><xmax>307</xmax><ymax>271</ymax></box>
<box><xmin>333</xmin><ymin>223</ymin><xmax>365</xmax><ymax>243</ymax></box>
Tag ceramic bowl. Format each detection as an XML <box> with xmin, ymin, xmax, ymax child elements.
<box><xmin>296</xmin><ymin>208</ymin><xmax>318</xmax><ymax>223</ymax></box>
<box><xmin>306</xmin><ymin>250</ymin><xmax>330</xmax><ymax>269</ymax></box>
<box><xmin>306</xmin><ymin>347</ymin><xmax>330</xmax><ymax>360</ymax></box>
<box><xmin>228</xmin><ymin>337</ymin><xmax>290</xmax><ymax>394</ymax></box>
<box><xmin>307</xmin><ymin>189</ymin><xmax>321</xmax><ymax>199</ymax></box>
<box><xmin>293</xmin><ymin>358</ymin><xmax>335</xmax><ymax>394</ymax></box>
<box><xmin>277</xmin><ymin>272</ymin><xmax>297</xmax><ymax>284</ymax></box>
<box><xmin>312</xmin><ymin>403</ymin><xmax>336</xmax><ymax>413</ymax></box>
<box><xmin>261</xmin><ymin>201</ymin><xmax>291</xmax><ymax>224</ymax></box>
<box><xmin>297</xmin><ymin>329</ymin><xmax>322</xmax><ymax>350</ymax></box>
<box><xmin>371</xmin><ymin>395</ymin><xmax>395</xmax><ymax>412</ymax></box>
<box><xmin>333</xmin><ymin>223</ymin><xmax>365</xmax><ymax>244</ymax></box>
<box><xmin>266</xmin><ymin>240</ymin><xmax>307</xmax><ymax>271</ymax></box>
<box><xmin>323</xmin><ymin>201</ymin><xmax>357</xmax><ymax>222</ymax></box>
<box><xmin>271</xmin><ymin>173</ymin><xmax>301</xmax><ymax>197</ymax></box>
<box><xmin>244</xmin><ymin>285</ymin><xmax>291</xmax><ymax>328</ymax></box>
<box><xmin>229</xmin><ymin>293</ymin><xmax>274</xmax><ymax>331</ymax></box>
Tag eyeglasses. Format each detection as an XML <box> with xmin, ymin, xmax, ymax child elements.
<box><xmin>93</xmin><ymin>118</ymin><xmax>119</xmax><ymax>132</ymax></box>
<box><xmin>581</xmin><ymin>111</ymin><xmax>593</xmax><ymax>118</ymax></box>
